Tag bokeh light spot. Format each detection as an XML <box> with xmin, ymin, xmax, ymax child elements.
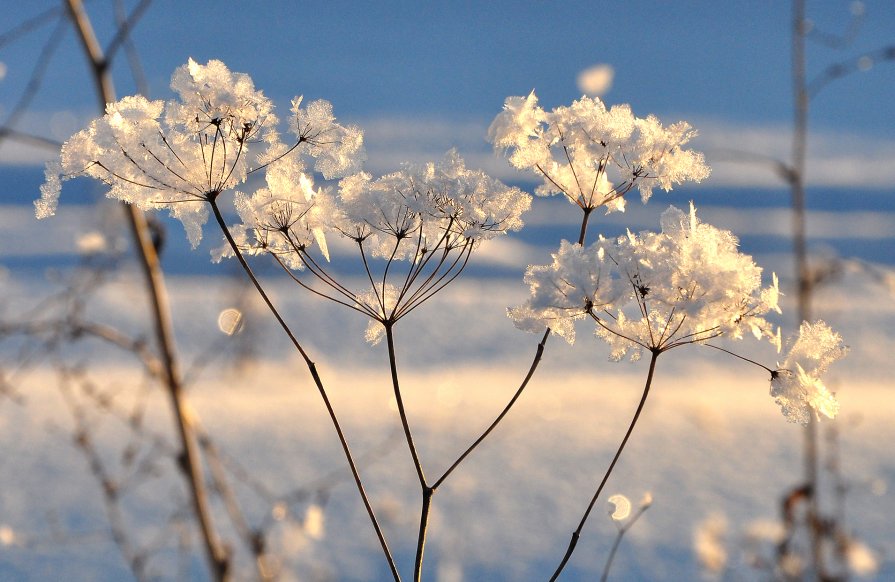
<box><xmin>217</xmin><ymin>308</ymin><xmax>244</xmax><ymax>336</ymax></box>
<box><xmin>608</xmin><ymin>493</ymin><xmax>631</xmax><ymax>520</ymax></box>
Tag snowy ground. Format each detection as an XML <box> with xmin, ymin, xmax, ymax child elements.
<box><xmin>1</xmin><ymin>253</ymin><xmax>893</xmax><ymax>580</ymax></box>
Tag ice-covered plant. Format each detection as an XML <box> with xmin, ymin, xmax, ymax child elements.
<box><xmin>487</xmin><ymin>94</ymin><xmax>845</xmax><ymax>580</ymax></box>
<box><xmin>489</xmin><ymin>91</ymin><xmax>710</xmax><ymax>243</ymax></box>
<box><xmin>35</xmin><ymin>54</ymin><xmax>852</xmax><ymax>581</ymax></box>
<box><xmin>226</xmin><ymin>149</ymin><xmax>530</xmax><ymax>343</ymax></box>
<box><xmin>771</xmin><ymin>320</ymin><xmax>847</xmax><ymax>424</ymax></box>
<box><xmin>217</xmin><ymin>147</ymin><xmax>532</xmax><ymax>579</ymax></box>
<box><xmin>38</xmin><ymin>57</ymin><xmax>539</xmax><ymax>581</ymax></box>
<box><xmin>37</xmin><ymin>58</ymin><xmax>363</xmax><ymax>246</ymax></box>
<box><xmin>511</xmin><ymin>203</ymin><xmax>782</xmax><ymax>360</ymax></box>
<box><xmin>36</xmin><ymin>58</ymin><xmax>409</xmax><ymax>579</ymax></box>
<box><xmin>508</xmin><ymin>203</ymin><xmax>786</xmax><ymax>579</ymax></box>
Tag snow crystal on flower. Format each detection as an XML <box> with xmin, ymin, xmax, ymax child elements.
<box><xmin>489</xmin><ymin>91</ymin><xmax>710</xmax><ymax>214</ymax></box>
<box><xmin>510</xmin><ymin>203</ymin><xmax>780</xmax><ymax>360</ymax></box>
<box><xmin>37</xmin><ymin>59</ymin><xmax>363</xmax><ymax>250</ymax></box>
<box><xmin>771</xmin><ymin>320</ymin><xmax>847</xmax><ymax>424</ymax></box>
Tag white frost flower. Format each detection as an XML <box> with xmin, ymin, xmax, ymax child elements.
<box><xmin>334</xmin><ymin>150</ymin><xmax>530</xmax><ymax>258</ymax></box>
<box><xmin>331</xmin><ymin>152</ymin><xmax>531</xmax><ymax>343</ymax></box>
<box><xmin>508</xmin><ymin>238</ymin><xmax>620</xmax><ymax>343</ymax></box>
<box><xmin>290</xmin><ymin>97</ymin><xmax>366</xmax><ymax>179</ymax></box>
<box><xmin>488</xmin><ymin>91</ymin><xmax>709</xmax><ymax>214</ymax></box>
<box><xmin>37</xmin><ymin>59</ymin><xmax>364</xmax><ymax>248</ymax></box>
<box><xmin>771</xmin><ymin>320</ymin><xmax>847</xmax><ymax>424</ymax></box>
<box><xmin>214</xmin><ymin>158</ymin><xmax>332</xmax><ymax>269</ymax></box>
<box><xmin>511</xmin><ymin>203</ymin><xmax>780</xmax><ymax>360</ymax></box>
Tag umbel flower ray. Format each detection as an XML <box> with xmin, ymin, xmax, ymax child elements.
<box><xmin>771</xmin><ymin>320</ymin><xmax>847</xmax><ymax>424</ymax></box>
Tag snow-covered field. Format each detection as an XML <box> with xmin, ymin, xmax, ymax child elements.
<box><xmin>2</xmin><ymin>250</ymin><xmax>893</xmax><ymax>580</ymax></box>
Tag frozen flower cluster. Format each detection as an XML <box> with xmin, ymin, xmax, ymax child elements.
<box><xmin>217</xmin><ymin>158</ymin><xmax>333</xmax><ymax>270</ymax></box>
<box><xmin>297</xmin><ymin>150</ymin><xmax>530</xmax><ymax>344</ymax></box>
<box><xmin>334</xmin><ymin>150</ymin><xmax>530</xmax><ymax>257</ymax></box>
<box><xmin>771</xmin><ymin>320</ymin><xmax>847</xmax><ymax>424</ymax></box>
<box><xmin>37</xmin><ymin>58</ymin><xmax>364</xmax><ymax>247</ymax></box>
<box><xmin>510</xmin><ymin>203</ymin><xmax>781</xmax><ymax>360</ymax></box>
<box><xmin>488</xmin><ymin>91</ymin><xmax>710</xmax><ymax>214</ymax></box>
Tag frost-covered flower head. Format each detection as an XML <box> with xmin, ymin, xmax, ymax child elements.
<box><xmin>771</xmin><ymin>320</ymin><xmax>847</xmax><ymax>424</ymax></box>
<box><xmin>255</xmin><ymin>151</ymin><xmax>531</xmax><ymax>344</ymax></box>
<box><xmin>488</xmin><ymin>91</ymin><xmax>710</xmax><ymax>215</ymax></box>
<box><xmin>214</xmin><ymin>156</ymin><xmax>333</xmax><ymax>270</ymax></box>
<box><xmin>37</xmin><ymin>59</ymin><xmax>364</xmax><ymax>247</ymax></box>
<box><xmin>334</xmin><ymin>150</ymin><xmax>531</xmax><ymax>259</ymax></box>
<box><xmin>511</xmin><ymin>203</ymin><xmax>780</xmax><ymax>361</ymax></box>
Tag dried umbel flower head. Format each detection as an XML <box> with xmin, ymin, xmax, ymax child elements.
<box><xmin>488</xmin><ymin>91</ymin><xmax>710</xmax><ymax>214</ymax></box>
<box><xmin>771</xmin><ymin>320</ymin><xmax>847</xmax><ymax>424</ymax></box>
<box><xmin>510</xmin><ymin>203</ymin><xmax>781</xmax><ymax>360</ymax></box>
<box><xmin>331</xmin><ymin>151</ymin><xmax>532</xmax><ymax>343</ymax></box>
<box><xmin>37</xmin><ymin>59</ymin><xmax>364</xmax><ymax>247</ymax></box>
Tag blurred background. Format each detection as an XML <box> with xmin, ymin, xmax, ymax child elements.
<box><xmin>1</xmin><ymin>1</ymin><xmax>893</xmax><ymax>580</ymax></box>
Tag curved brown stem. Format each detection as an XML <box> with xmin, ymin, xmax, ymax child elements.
<box><xmin>383</xmin><ymin>323</ymin><xmax>427</xmax><ymax>488</ymax></box>
<box><xmin>549</xmin><ymin>350</ymin><xmax>659</xmax><ymax>581</ymax></box>
<box><xmin>210</xmin><ymin>200</ymin><xmax>401</xmax><ymax>581</ymax></box>
<box><xmin>65</xmin><ymin>2</ymin><xmax>230</xmax><ymax>579</ymax></box>
<box><xmin>383</xmin><ymin>323</ymin><xmax>431</xmax><ymax>581</ymax></box>
<box><xmin>433</xmin><ymin>328</ymin><xmax>550</xmax><ymax>489</ymax></box>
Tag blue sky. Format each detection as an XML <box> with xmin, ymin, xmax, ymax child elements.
<box><xmin>2</xmin><ymin>1</ymin><xmax>893</xmax><ymax>139</ymax></box>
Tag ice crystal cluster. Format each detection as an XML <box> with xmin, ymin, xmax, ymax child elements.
<box><xmin>224</xmin><ymin>149</ymin><xmax>531</xmax><ymax>344</ymax></box>
<box><xmin>37</xmin><ymin>58</ymin><xmax>532</xmax><ymax>348</ymax></box>
<box><xmin>331</xmin><ymin>151</ymin><xmax>531</xmax><ymax>343</ymax></box>
<box><xmin>333</xmin><ymin>150</ymin><xmax>530</xmax><ymax>257</ymax></box>
<box><xmin>37</xmin><ymin>58</ymin><xmax>363</xmax><ymax>246</ymax></box>
<box><xmin>488</xmin><ymin>91</ymin><xmax>710</xmax><ymax>213</ymax></box>
<box><xmin>771</xmin><ymin>320</ymin><xmax>847</xmax><ymax>424</ymax></box>
<box><xmin>510</xmin><ymin>203</ymin><xmax>781</xmax><ymax>361</ymax></box>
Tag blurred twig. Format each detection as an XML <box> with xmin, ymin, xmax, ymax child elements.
<box><xmin>63</xmin><ymin>0</ymin><xmax>231</xmax><ymax>579</ymax></box>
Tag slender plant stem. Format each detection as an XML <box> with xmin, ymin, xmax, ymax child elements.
<box><xmin>599</xmin><ymin>504</ymin><xmax>650</xmax><ymax>582</ymax></box>
<box><xmin>433</xmin><ymin>328</ymin><xmax>550</xmax><ymax>489</ymax></box>
<box><xmin>383</xmin><ymin>323</ymin><xmax>428</xmax><ymax>488</ymax></box>
<box><xmin>415</xmin><ymin>487</ymin><xmax>434</xmax><ymax>582</ymax></box>
<box><xmin>578</xmin><ymin>207</ymin><xmax>593</xmax><ymax>246</ymax></box>
<box><xmin>704</xmin><ymin>343</ymin><xmax>775</xmax><ymax>375</ymax></box>
<box><xmin>65</xmin><ymin>2</ymin><xmax>230</xmax><ymax>579</ymax></box>
<box><xmin>791</xmin><ymin>1</ymin><xmax>823</xmax><ymax>575</ymax></box>
<box><xmin>549</xmin><ymin>350</ymin><xmax>659</xmax><ymax>581</ymax></box>
<box><xmin>383</xmin><ymin>323</ymin><xmax>431</xmax><ymax>581</ymax></box>
<box><xmin>209</xmin><ymin>200</ymin><xmax>401</xmax><ymax>581</ymax></box>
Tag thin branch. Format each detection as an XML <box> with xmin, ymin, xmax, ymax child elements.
<box><xmin>433</xmin><ymin>328</ymin><xmax>550</xmax><ymax>489</ymax></box>
<box><xmin>704</xmin><ymin>343</ymin><xmax>776</xmax><ymax>375</ymax></box>
<box><xmin>0</xmin><ymin>13</ymin><xmax>67</xmax><ymax>141</ymax></box>
<box><xmin>550</xmin><ymin>350</ymin><xmax>659</xmax><ymax>581</ymax></box>
<box><xmin>0</xmin><ymin>6</ymin><xmax>61</xmax><ymax>48</ymax></box>
<box><xmin>600</xmin><ymin>502</ymin><xmax>652</xmax><ymax>582</ymax></box>
<box><xmin>105</xmin><ymin>0</ymin><xmax>153</xmax><ymax>65</ymax></box>
<box><xmin>383</xmin><ymin>324</ymin><xmax>427</xmax><ymax>487</ymax></box>
<box><xmin>210</xmin><ymin>199</ymin><xmax>401</xmax><ymax>581</ymax></box>
<box><xmin>65</xmin><ymin>2</ymin><xmax>230</xmax><ymax>579</ymax></box>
